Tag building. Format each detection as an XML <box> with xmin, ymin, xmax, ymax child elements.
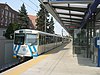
<box><xmin>28</xmin><ymin>15</ymin><xmax>37</xmax><ymax>29</ymax></box>
<box><xmin>0</xmin><ymin>3</ymin><xmax>19</xmax><ymax>36</ymax></box>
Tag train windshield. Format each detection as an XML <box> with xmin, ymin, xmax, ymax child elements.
<box><xmin>14</xmin><ymin>33</ymin><xmax>25</xmax><ymax>45</ymax></box>
<box><xmin>26</xmin><ymin>34</ymin><xmax>38</xmax><ymax>45</ymax></box>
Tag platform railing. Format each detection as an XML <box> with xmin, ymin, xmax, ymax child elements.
<box><xmin>73</xmin><ymin>45</ymin><xmax>87</xmax><ymax>57</ymax></box>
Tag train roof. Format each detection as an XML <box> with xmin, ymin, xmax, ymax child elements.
<box><xmin>15</xmin><ymin>29</ymin><xmax>62</xmax><ymax>37</ymax></box>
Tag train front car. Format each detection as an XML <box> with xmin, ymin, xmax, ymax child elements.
<box><xmin>13</xmin><ymin>29</ymin><xmax>38</xmax><ymax>58</ymax></box>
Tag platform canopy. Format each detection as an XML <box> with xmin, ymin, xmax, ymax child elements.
<box><xmin>39</xmin><ymin>0</ymin><xmax>100</xmax><ymax>34</ymax></box>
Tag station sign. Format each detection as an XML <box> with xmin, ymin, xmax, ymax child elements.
<box><xmin>94</xmin><ymin>37</ymin><xmax>100</xmax><ymax>67</ymax></box>
<box><xmin>95</xmin><ymin>37</ymin><xmax>100</xmax><ymax>67</ymax></box>
<box><xmin>95</xmin><ymin>37</ymin><xmax>100</xmax><ymax>48</ymax></box>
<box><xmin>97</xmin><ymin>40</ymin><xmax>100</xmax><ymax>46</ymax></box>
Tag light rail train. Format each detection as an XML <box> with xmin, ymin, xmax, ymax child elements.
<box><xmin>13</xmin><ymin>29</ymin><xmax>68</xmax><ymax>58</ymax></box>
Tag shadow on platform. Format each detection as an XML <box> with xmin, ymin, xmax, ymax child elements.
<box><xmin>43</xmin><ymin>43</ymin><xmax>70</xmax><ymax>55</ymax></box>
<box><xmin>76</xmin><ymin>54</ymin><xmax>96</xmax><ymax>67</ymax></box>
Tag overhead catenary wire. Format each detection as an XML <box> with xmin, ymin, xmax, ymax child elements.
<box><xmin>0</xmin><ymin>0</ymin><xmax>39</xmax><ymax>13</ymax></box>
<box><xmin>28</xmin><ymin>0</ymin><xmax>39</xmax><ymax>11</ymax></box>
<box><xmin>29</xmin><ymin>0</ymin><xmax>39</xmax><ymax>9</ymax></box>
<box><xmin>20</xmin><ymin>0</ymin><xmax>38</xmax><ymax>12</ymax></box>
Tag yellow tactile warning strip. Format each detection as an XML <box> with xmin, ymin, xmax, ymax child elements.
<box><xmin>3</xmin><ymin>54</ymin><xmax>49</xmax><ymax>75</ymax></box>
<box><xmin>3</xmin><ymin>44</ymin><xmax>66</xmax><ymax>75</ymax></box>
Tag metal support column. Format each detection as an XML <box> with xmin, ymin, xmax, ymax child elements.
<box><xmin>44</xmin><ymin>9</ymin><xmax>47</xmax><ymax>32</ymax></box>
<box><xmin>93</xmin><ymin>13</ymin><xmax>96</xmax><ymax>36</ymax></box>
<box><xmin>88</xmin><ymin>21</ymin><xmax>90</xmax><ymax>58</ymax></box>
<box><xmin>92</xmin><ymin>13</ymin><xmax>96</xmax><ymax>62</ymax></box>
<box><xmin>88</xmin><ymin>21</ymin><xmax>91</xmax><ymax>58</ymax></box>
<box><xmin>89</xmin><ymin>18</ymin><xmax>92</xmax><ymax>58</ymax></box>
<box><xmin>86</xmin><ymin>22</ymin><xmax>89</xmax><ymax>58</ymax></box>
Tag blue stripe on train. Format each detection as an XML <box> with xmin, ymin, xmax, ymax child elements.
<box><xmin>33</xmin><ymin>46</ymin><xmax>38</xmax><ymax>56</ymax></box>
<box><xmin>13</xmin><ymin>45</ymin><xmax>17</xmax><ymax>51</ymax></box>
<box><xmin>28</xmin><ymin>45</ymin><xmax>33</xmax><ymax>57</ymax></box>
<box><xmin>13</xmin><ymin>45</ymin><xmax>20</xmax><ymax>56</ymax></box>
<box><xmin>28</xmin><ymin>45</ymin><xmax>38</xmax><ymax>57</ymax></box>
<box><xmin>16</xmin><ymin>45</ymin><xmax>21</xmax><ymax>54</ymax></box>
<box><xmin>33</xmin><ymin>46</ymin><xmax>36</xmax><ymax>52</ymax></box>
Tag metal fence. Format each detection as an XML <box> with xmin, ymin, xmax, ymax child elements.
<box><xmin>73</xmin><ymin>45</ymin><xmax>87</xmax><ymax>57</ymax></box>
<box><xmin>0</xmin><ymin>37</ymin><xmax>18</xmax><ymax>68</ymax></box>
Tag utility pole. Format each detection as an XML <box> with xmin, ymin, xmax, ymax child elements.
<box><xmin>44</xmin><ymin>9</ymin><xmax>46</xmax><ymax>32</ymax></box>
<box><xmin>62</xmin><ymin>29</ymin><xmax>63</xmax><ymax>37</ymax></box>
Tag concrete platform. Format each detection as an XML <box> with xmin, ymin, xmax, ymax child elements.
<box><xmin>2</xmin><ymin>42</ymin><xmax>100</xmax><ymax>75</ymax></box>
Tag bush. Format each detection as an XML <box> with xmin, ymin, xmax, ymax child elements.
<box><xmin>5</xmin><ymin>23</ymin><xmax>20</xmax><ymax>39</ymax></box>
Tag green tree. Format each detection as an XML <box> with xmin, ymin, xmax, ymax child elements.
<box><xmin>46</xmin><ymin>18</ymin><xmax>50</xmax><ymax>33</ymax></box>
<box><xmin>5</xmin><ymin>23</ymin><xmax>20</xmax><ymax>39</ymax></box>
<box><xmin>49</xmin><ymin>17</ymin><xmax>54</xmax><ymax>34</ymax></box>
<box><xmin>19</xmin><ymin>3</ymin><xmax>29</xmax><ymax>29</ymax></box>
<box><xmin>36</xmin><ymin>4</ymin><xmax>49</xmax><ymax>32</ymax></box>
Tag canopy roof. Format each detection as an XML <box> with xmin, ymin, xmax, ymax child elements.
<box><xmin>39</xmin><ymin>0</ymin><xmax>100</xmax><ymax>34</ymax></box>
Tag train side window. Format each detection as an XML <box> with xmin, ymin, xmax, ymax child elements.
<box><xmin>39</xmin><ymin>34</ymin><xmax>45</xmax><ymax>45</ymax></box>
<box><xmin>57</xmin><ymin>37</ymin><xmax>59</xmax><ymax>42</ymax></box>
<box><xmin>43</xmin><ymin>35</ymin><xmax>45</xmax><ymax>45</ymax></box>
<box><xmin>46</xmin><ymin>35</ymin><xmax>48</xmax><ymax>44</ymax></box>
<box><xmin>39</xmin><ymin>34</ymin><xmax>42</xmax><ymax>45</ymax></box>
<box><xmin>46</xmin><ymin>35</ymin><xmax>50</xmax><ymax>44</ymax></box>
<box><xmin>53</xmin><ymin>36</ymin><xmax>55</xmax><ymax>43</ymax></box>
<box><xmin>26</xmin><ymin>34</ymin><xmax>37</xmax><ymax>45</ymax></box>
<box><xmin>49</xmin><ymin>36</ymin><xmax>51</xmax><ymax>44</ymax></box>
<box><xmin>50</xmin><ymin>36</ymin><xmax>54</xmax><ymax>43</ymax></box>
<box><xmin>48</xmin><ymin>36</ymin><xmax>50</xmax><ymax>44</ymax></box>
<box><xmin>41</xmin><ymin>35</ymin><xmax>44</xmax><ymax>45</ymax></box>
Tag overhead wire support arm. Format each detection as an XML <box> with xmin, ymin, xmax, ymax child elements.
<box><xmin>29</xmin><ymin>0</ymin><xmax>39</xmax><ymax>8</ymax></box>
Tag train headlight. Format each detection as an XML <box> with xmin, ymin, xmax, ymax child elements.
<box><xmin>32</xmin><ymin>52</ymin><xmax>35</xmax><ymax>54</ymax></box>
<box><xmin>13</xmin><ymin>54</ymin><xmax>17</xmax><ymax>58</ymax></box>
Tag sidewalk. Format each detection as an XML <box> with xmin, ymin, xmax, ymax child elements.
<box><xmin>20</xmin><ymin>42</ymin><xmax>100</xmax><ymax>75</ymax></box>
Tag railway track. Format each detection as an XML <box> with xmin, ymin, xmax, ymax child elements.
<box><xmin>0</xmin><ymin>57</ymin><xmax>32</xmax><ymax>73</ymax></box>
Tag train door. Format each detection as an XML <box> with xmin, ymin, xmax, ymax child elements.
<box><xmin>42</xmin><ymin>34</ymin><xmax>46</xmax><ymax>53</ymax></box>
<box><xmin>38</xmin><ymin>34</ymin><xmax>45</xmax><ymax>54</ymax></box>
<box><xmin>45</xmin><ymin>35</ymin><xmax>49</xmax><ymax>52</ymax></box>
<box><xmin>53</xmin><ymin>36</ymin><xmax>56</xmax><ymax>47</ymax></box>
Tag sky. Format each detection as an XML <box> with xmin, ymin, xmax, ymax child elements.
<box><xmin>0</xmin><ymin>0</ymin><xmax>69</xmax><ymax>36</ymax></box>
